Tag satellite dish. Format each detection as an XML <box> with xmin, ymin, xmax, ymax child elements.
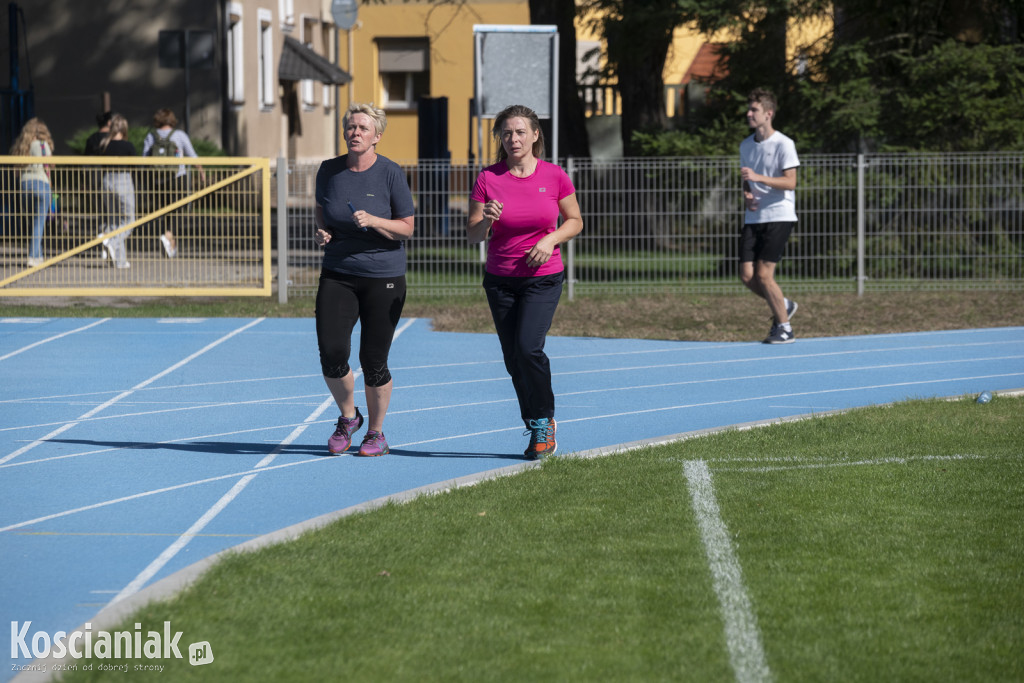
<box><xmin>331</xmin><ymin>0</ymin><xmax>358</xmax><ymax>30</ymax></box>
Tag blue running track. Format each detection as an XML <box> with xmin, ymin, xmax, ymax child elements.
<box><xmin>2</xmin><ymin>316</ymin><xmax>1022</xmax><ymax>678</ymax></box>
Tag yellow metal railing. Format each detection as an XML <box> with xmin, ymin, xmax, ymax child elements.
<box><xmin>0</xmin><ymin>156</ymin><xmax>271</xmax><ymax>296</ymax></box>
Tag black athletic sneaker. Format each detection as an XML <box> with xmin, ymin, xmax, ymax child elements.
<box><xmin>764</xmin><ymin>325</ymin><xmax>796</xmax><ymax>344</ymax></box>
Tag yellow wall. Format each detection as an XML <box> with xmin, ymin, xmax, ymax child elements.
<box><xmin>341</xmin><ymin>0</ymin><xmax>529</xmax><ymax>164</ymax></box>
<box><xmin>343</xmin><ymin>1</ymin><xmax>831</xmax><ymax>163</ymax></box>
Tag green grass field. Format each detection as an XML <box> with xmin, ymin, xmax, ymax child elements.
<box><xmin>60</xmin><ymin>395</ymin><xmax>1024</xmax><ymax>682</ymax></box>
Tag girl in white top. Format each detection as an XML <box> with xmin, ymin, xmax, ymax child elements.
<box><xmin>11</xmin><ymin>118</ymin><xmax>54</xmax><ymax>267</ymax></box>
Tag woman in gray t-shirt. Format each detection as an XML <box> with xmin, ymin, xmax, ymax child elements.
<box><xmin>312</xmin><ymin>103</ymin><xmax>415</xmax><ymax>457</ymax></box>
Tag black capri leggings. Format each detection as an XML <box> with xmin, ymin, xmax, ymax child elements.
<box><xmin>315</xmin><ymin>270</ymin><xmax>407</xmax><ymax>387</ymax></box>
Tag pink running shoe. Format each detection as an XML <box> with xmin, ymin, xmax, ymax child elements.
<box><xmin>357</xmin><ymin>430</ymin><xmax>389</xmax><ymax>457</ymax></box>
<box><xmin>328</xmin><ymin>408</ymin><xmax>364</xmax><ymax>454</ymax></box>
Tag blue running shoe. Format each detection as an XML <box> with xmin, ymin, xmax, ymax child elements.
<box><xmin>524</xmin><ymin>418</ymin><xmax>557</xmax><ymax>459</ymax></box>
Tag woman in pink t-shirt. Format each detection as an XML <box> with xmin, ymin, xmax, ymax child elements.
<box><xmin>467</xmin><ymin>104</ymin><xmax>583</xmax><ymax>460</ymax></box>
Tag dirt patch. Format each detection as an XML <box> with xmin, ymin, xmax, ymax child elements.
<box><xmin>412</xmin><ymin>290</ymin><xmax>1024</xmax><ymax>342</ymax></box>
<box><xmin>3</xmin><ymin>290</ymin><xmax>1020</xmax><ymax>343</ymax></box>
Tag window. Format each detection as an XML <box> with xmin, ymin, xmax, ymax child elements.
<box><xmin>321</xmin><ymin>23</ymin><xmax>336</xmax><ymax>112</ymax></box>
<box><xmin>301</xmin><ymin>16</ymin><xmax>318</xmax><ymax>109</ymax></box>
<box><xmin>226</xmin><ymin>3</ymin><xmax>244</xmax><ymax>105</ymax></box>
<box><xmin>377</xmin><ymin>38</ymin><xmax>430</xmax><ymax>110</ymax></box>
<box><xmin>257</xmin><ymin>9</ymin><xmax>275</xmax><ymax>108</ymax></box>
<box><xmin>278</xmin><ymin>0</ymin><xmax>294</xmax><ymax>29</ymax></box>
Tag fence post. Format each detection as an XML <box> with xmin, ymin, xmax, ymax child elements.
<box><xmin>566</xmin><ymin>156</ymin><xmax>576</xmax><ymax>301</ymax></box>
<box><xmin>276</xmin><ymin>157</ymin><xmax>289</xmax><ymax>304</ymax></box>
<box><xmin>856</xmin><ymin>153</ymin><xmax>866</xmax><ymax>297</ymax></box>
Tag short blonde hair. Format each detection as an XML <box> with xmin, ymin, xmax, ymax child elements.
<box><xmin>343</xmin><ymin>102</ymin><xmax>387</xmax><ymax>136</ymax></box>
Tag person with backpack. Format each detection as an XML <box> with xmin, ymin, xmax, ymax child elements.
<box><xmin>142</xmin><ymin>108</ymin><xmax>206</xmax><ymax>258</ymax></box>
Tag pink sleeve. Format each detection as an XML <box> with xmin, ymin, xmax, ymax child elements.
<box><xmin>470</xmin><ymin>171</ymin><xmax>487</xmax><ymax>203</ymax></box>
<box><xmin>558</xmin><ymin>166</ymin><xmax>575</xmax><ymax>200</ymax></box>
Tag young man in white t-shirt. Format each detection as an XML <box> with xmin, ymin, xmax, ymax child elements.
<box><xmin>739</xmin><ymin>88</ymin><xmax>800</xmax><ymax>344</ymax></box>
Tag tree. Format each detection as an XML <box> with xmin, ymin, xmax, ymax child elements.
<box><xmin>580</xmin><ymin>0</ymin><xmax>687</xmax><ymax>156</ymax></box>
<box><xmin>634</xmin><ymin>0</ymin><xmax>1024</xmax><ymax>154</ymax></box>
<box><xmin>793</xmin><ymin>0</ymin><xmax>1024</xmax><ymax>151</ymax></box>
<box><xmin>528</xmin><ymin>0</ymin><xmax>591</xmax><ymax>158</ymax></box>
<box><xmin>579</xmin><ymin>0</ymin><xmax>831</xmax><ymax>155</ymax></box>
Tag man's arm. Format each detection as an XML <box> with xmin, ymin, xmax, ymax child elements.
<box><xmin>740</xmin><ymin>166</ymin><xmax>797</xmax><ymax>191</ymax></box>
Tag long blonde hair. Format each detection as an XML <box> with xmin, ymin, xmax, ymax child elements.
<box><xmin>99</xmin><ymin>114</ymin><xmax>129</xmax><ymax>152</ymax></box>
<box><xmin>10</xmin><ymin>118</ymin><xmax>54</xmax><ymax>155</ymax></box>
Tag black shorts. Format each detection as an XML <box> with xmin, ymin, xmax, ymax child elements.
<box><xmin>314</xmin><ymin>270</ymin><xmax>407</xmax><ymax>386</ymax></box>
<box><xmin>738</xmin><ymin>222</ymin><xmax>795</xmax><ymax>264</ymax></box>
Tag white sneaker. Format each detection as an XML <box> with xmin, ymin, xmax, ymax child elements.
<box><xmin>26</xmin><ymin>257</ymin><xmax>44</xmax><ymax>267</ymax></box>
<box><xmin>786</xmin><ymin>299</ymin><xmax>799</xmax><ymax>319</ymax></box>
<box><xmin>160</xmin><ymin>234</ymin><xmax>178</xmax><ymax>258</ymax></box>
<box><xmin>116</xmin><ymin>261</ymin><xmax>131</xmax><ymax>269</ymax></box>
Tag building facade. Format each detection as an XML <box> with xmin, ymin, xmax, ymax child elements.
<box><xmin>5</xmin><ymin>0</ymin><xmax>828</xmax><ymax>163</ymax></box>
<box><xmin>6</xmin><ymin>0</ymin><xmax>343</xmax><ymax>163</ymax></box>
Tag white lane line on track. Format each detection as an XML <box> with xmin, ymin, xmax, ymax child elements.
<box><xmin>390</xmin><ymin>336</ymin><xmax>1024</xmax><ymax>369</ymax></box>
<box><xmin>0</xmin><ymin>423</ymin><xmax>81</xmax><ymax>467</ymax></box>
<box><xmin>4</xmin><ymin>329</ymin><xmax>1018</xmax><ymax>407</ymax></box>
<box><xmin>549</xmin><ymin>372</ymin><xmax>1024</xmax><ymax>425</ymax></box>
<box><xmin>2</xmin><ymin>337</ymin><xmax>1020</xmax><ymax>412</ymax></box>
<box><xmin>110</xmin><ymin>474</ymin><xmax>258</xmax><ymax>604</ymax></box>
<box><xmin>44</xmin><ymin>331</ymin><xmax>1009</xmax><ymax>387</ymax></box>
<box><xmin>253</xmin><ymin>396</ymin><xmax>338</xmax><ymax>469</ymax></box>
<box><xmin>4</xmin><ymin>350</ymin><xmax>1021</xmax><ymax>432</ymax></box>
<box><xmin>0</xmin><ymin>318</ymin><xmax>111</xmax><ymax>362</ymax></box>
<box><xmin>252</xmin><ymin>317</ymin><xmax>415</xmax><ymax>469</ymax></box>
<box><xmin>408</xmin><ymin>353</ymin><xmax>1024</xmax><ymax>390</ymax></box>
<box><xmin>0</xmin><ymin>319</ymin><xmax>266</xmax><ymax>464</ymax></box>
<box><xmin>0</xmin><ymin>393</ymin><xmax>346</xmax><ymax>433</ymax></box>
<box><xmin>544</xmin><ymin>335</ymin><xmax>1024</xmax><ymax>361</ymax></box>
<box><xmin>108</xmin><ymin>318</ymin><xmax>417</xmax><ymax>603</ymax></box>
<box><xmin>683</xmin><ymin>460</ymin><xmax>772</xmax><ymax>683</ymax></box>
<box><xmin>0</xmin><ymin>457</ymin><xmax>332</xmax><ymax>533</ymax></box>
<box><xmin>0</xmin><ymin>396</ymin><xmax>519</xmax><ymax>470</ymax></box>
<box><xmin>547</xmin><ymin>344</ymin><xmax>1024</xmax><ymax>377</ymax></box>
<box><xmin>3</xmin><ymin>371</ymin><xmax>1021</xmax><ymax>469</ymax></box>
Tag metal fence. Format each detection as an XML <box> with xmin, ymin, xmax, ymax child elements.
<box><xmin>276</xmin><ymin>152</ymin><xmax>1024</xmax><ymax>300</ymax></box>
<box><xmin>1</xmin><ymin>156</ymin><xmax>271</xmax><ymax>297</ymax></box>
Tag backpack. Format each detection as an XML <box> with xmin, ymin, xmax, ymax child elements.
<box><xmin>147</xmin><ymin>131</ymin><xmax>179</xmax><ymax>157</ymax></box>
